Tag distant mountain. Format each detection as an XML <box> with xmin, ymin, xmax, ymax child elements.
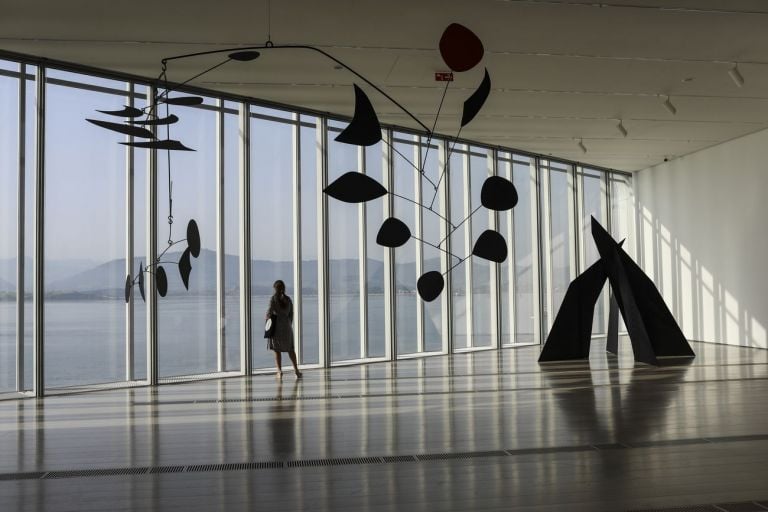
<box><xmin>0</xmin><ymin>276</ymin><xmax>13</xmax><ymax>293</ymax></box>
<box><xmin>0</xmin><ymin>257</ymin><xmax>97</xmax><ymax>289</ymax></box>
<box><xmin>5</xmin><ymin>250</ymin><xmax>453</xmax><ymax>300</ymax></box>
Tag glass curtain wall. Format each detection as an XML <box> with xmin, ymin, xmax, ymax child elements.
<box><xmin>299</xmin><ymin>116</ymin><xmax>320</xmax><ymax>365</ymax></box>
<box><xmin>250</xmin><ymin>107</ymin><xmax>295</xmax><ymax>370</ymax></box>
<box><xmin>469</xmin><ymin>148</ymin><xmax>493</xmax><ymax>348</ymax></box>
<box><xmin>365</xmin><ymin>140</ymin><xmax>387</xmax><ymax>358</ymax></box>
<box><xmin>497</xmin><ymin>153</ymin><xmax>540</xmax><ymax>346</ymax></box>
<box><xmin>541</xmin><ymin>161</ymin><xmax>577</xmax><ymax>335</ymax></box>
<box><xmin>156</xmin><ymin>97</ymin><xmax>218</xmax><ymax>378</ymax></box>
<box><xmin>327</xmin><ymin>121</ymin><xmax>362</xmax><ymax>362</ymax></box>
<box><xmin>44</xmin><ymin>71</ymin><xmax>128</xmax><ymax>388</ymax></box>
<box><xmin>392</xmin><ymin>133</ymin><xmax>420</xmax><ymax>355</ymax></box>
<box><xmin>610</xmin><ymin>173</ymin><xmax>634</xmax><ymax>333</ymax></box>
<box><xmin>419</xmin><ymin>137</ymin><xmax>445</xmax><ymax>354</ymax></box>
<box><xmin>449</xmin><ymin>145</ymin><xmax>469</xmax><ymax>349</ymax></box>
<box><xmin>0</xmin><ymin>63</ymin><xmax>20</xmax><ymax>392</ymax></box>
<box><xmin>0</xmin><ymin>54</ymin><xmax>640</xmax><ymax>398</ymax></box>
<box><xmin>579</xmin><ymin>167</ymin><xmax>607</xmax><ymax>334</ymax></box>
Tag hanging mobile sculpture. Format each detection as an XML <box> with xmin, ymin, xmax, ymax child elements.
<box><xmin>88</xmin><ymin>23</ymin><xmax>517</xmax><ymax>303</ymax></box>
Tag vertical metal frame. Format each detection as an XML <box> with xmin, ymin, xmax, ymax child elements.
<box><xmin>488</xmin><ymin>149</ymin><xmax>501</xmax><ymax>349</ymax></box>
<box><xmin>125</xmin><ymin>82</ymin><xmax>135</xmax><ymax>381</ymax></box>
<box><xmin>537</xmin><ymin>158</ymin><xmax>552</xmax><ymax>340</ymax></box>
<box><xmin>439</xmin><ymin>140</ymin><xmax>452</xmax><ymax>355</ymax></box>
<box><xmin>292</xmin><ymin>113</ymin><xmax>303</xmax><ymax>365</ymax></box>
<box><xmin>500</xmin><ymin>154</ymin><xmax>517</xmax><ymax>346</ymax></box>
<box><xmin>357</xmin><ymin>144</ymin><xmax>368</xmax><ymax>359</ymax></box>
<box><xmin>316</xmin><ymin>117</ymin><xmax>330</xmax><ymax>367</ymax></box>
<box><xmin>461</xmin><ymin>148</ymin><xmax>473</xmax><ymax>349</ymax></box>
<box><xmin>382</xmin><ymin>129</ymin><xmax>396</xmax><ymax>360</ymax></box>
<box><xmin>529</xmin><ymin>157</ymin><xmax>542</xmax><ymax>346</ymax></box>
<box><xmin>575</xmin><ymin>166</ymin><xmax>585</xmax><ymax>272</ymax></box>
<box><xmin>15</xmin><ymin>63</ymin><xmax>27</xmax><ymax>392</ymax></box>
<box><xmin>238</xmin><ymin>102</ymin><xmax>253</xmax><ymax>375</ymax></box>
<box><xmin>32</xmin><ymin>67</ymin><xmax>45</xmax><ymax>397</ymax></box>
<box><xmin>414</xmin><ymin>137</ymin><xmax>425</xmax><ymax>353</ymax></box>
<box><xmin>215</xmin><ymin>99</ymin><xmax>226</xmax><ymax>372</ymax></box>
<box><xmin>146</xmin><ymin>85</ymin><xmax>158</xmax><ymax>386</ymax></box>
<box><xmin>567</xmin><ymin>164</ymin><xmax>579</xmax><ymax>282</ymax></box>
<box><xmin>598</xmin><ymin>170</ymin><xmax>610</xmax><ymax>333</ymax></box>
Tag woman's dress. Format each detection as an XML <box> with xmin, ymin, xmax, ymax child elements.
<box><xmin>267</xmin><ymin>295</ymin><xmax>295</xmax><ymax>352</ymax></box>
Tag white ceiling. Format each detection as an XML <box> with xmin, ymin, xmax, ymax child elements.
<box><xmin>3</xmin><ymin>0</ymin><xmax>768</xmax><ymax>171</ymax></box>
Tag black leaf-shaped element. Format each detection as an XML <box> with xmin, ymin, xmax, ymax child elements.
<box><xmin>120</xmin><ymin>140</ymin><xmax>195</xmax><ymax>151</ymax></box>
<box><xmin>324</xmin><ymin>171</ymin><xmax>387</xmax><ymax>203</ymax></box>
<box><xmin>376</xmin><ymin>217</ymin><xmax>411</xmax><ymax>248</ymax></box>
<box><xmin>417</xmin><ymin>271</ymin><xmax>445</xmax><ymax>302</ymax></box>
<box><xmin>461</xmin><ymin>68</ymin><xmax>491</xmax><ymax>127</ymax></box>
<box><xmin>138</xmin><ymin>262</ymin><xmax>145</xmax><ymax>303</ymax></box>
<box><xmin>97</xmin><ymin>106</ymin><xmax>143</xmax><ymax>118</ymax></box>
<box><xmin>187</xmin><ymin>219</ymin><xmax>201</xmax><ymax>258</ymax></box>
<box><xmin>439</xmin><ymin>23</ymin><xmax>484</xmax><ymax>73</ymax></box>
<box><xmin>472</xmin><ymin>230</ymin><xmax>507</xmax><ymax>263</ymax></box>
<box><xmin>129</xmin><ymin>114</ymin><xmax>179</xmax><ymax>126</ymax></box>
<box><xmin>229</xmin><ymin>50</ymin><xmax>261</xmax><ymax>61</ymax></box>
<box><xmin>86</xmin><ymin>119</ymin><xmax>156</xmax><ymax>139</ymax></box>
<box><xmin>156</xmin><ymin>266</ymin><xmax>168</xmax><ymax>297</ymax></box>
<box><xmin>335</xmin><ymin>85</ymin><xmax>382</xmax><ymax>146</ymax></box>
<box><xmin>481</xmin><ymin>176</ymin><xmax>518</xmax><ymax>211</ymax></box>
<box><xmin>124</xmin><ymin>274</ymin><xmax>132</xmax><ymax>303</ymax></box>
<box><xmin>179</xmin><ymin>248</ymin><xmax>192</xmax><ymax>290</ymax></box>
<box><xmin>160</xmin><ymin>95</ymin><xmax>204</xmax><ymax>106</ymax></box>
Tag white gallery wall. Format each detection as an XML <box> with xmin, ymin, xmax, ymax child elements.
<box><xmin>634</xmin><ymin>128</ymin><xmax>768</xmax><ymax>349</ymax></box>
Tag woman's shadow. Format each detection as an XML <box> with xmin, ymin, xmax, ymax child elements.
<box><xmin>268</xmin><ymin>377</ymin><xmax>302</xmax><ymax>459</ymax></box>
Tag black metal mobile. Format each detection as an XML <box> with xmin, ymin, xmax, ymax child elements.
<box><xmin>86</xmin><ymin>23</ymin><xmax>518</xmax><ymax>303</ymax></box>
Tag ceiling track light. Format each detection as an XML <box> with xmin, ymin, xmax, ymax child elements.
<box><xmin>728</xmin><ymin>63</ymin><xmax>744</xmax><ymax>88</ymax></box>
<box><xmin>617</xmin><ymin>120</ymin><xmax>628</xmax><ymax>137</ymax></box>
<box><xmin>663</xmin><ymin>96</ymin><xmax>677</xmax><ymax>116</ymax></box>
<box><xmin>577</xmin><ymin>139</ymin><xmax>587</xmax><ymax>153</ymax></box>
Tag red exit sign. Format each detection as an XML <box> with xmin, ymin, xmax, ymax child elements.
<box><xmin>435</xmin><ymin>72</ymin><xmax>454</xmax><ymax>82</ymax></box>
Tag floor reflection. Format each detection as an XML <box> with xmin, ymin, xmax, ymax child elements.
<box><xmin>540</xmin><ymin>354</ymin><xmax>693</xmax><ymax>444</ymax></box>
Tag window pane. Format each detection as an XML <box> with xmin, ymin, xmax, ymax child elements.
<box><xmin>0</xmin><ymin>64</ymin><xmax>19</xmax><ymax>392</ymax></box>
<box><xmin>393</xmin><ymin>135</ymin><xmax>418</xmax><ymax>356</ymax></box>
<box><xmin>449</xmin><ymin>147</ymin><xmax>468</xmax><ymax>349</ymax></box>
<box><xmin>328</xmin><ymin>121</ymin><xmax>361</xmax><ymax>362</ymax></box>
<box><xmin>299</xmin><ymin>118</ymin><xmax>319</xmax><ymax>365</ymax></box>
<box><xmin>157</xmin><ymin>99</ymin><xmax>217</xmax><ymax>378</ymax></box>
<box><xmin>421</xmin><ymin>138</ymin><xmax>444</xmax><ymax>353</ymax></box>
<box><xmin>45</xmin><ymin>77</ymin><xmax>127</xmax><ymax>388</ymax></box>
<box><xmin>580</xmin><ymin>167</ymin><xmax>606</xmax><ymax>334</ymax></box>
<box><xmin>545</xmin><ymin>163</ymin><xmax>575</xmax><ymax>333</ymax></box>
<box><xmin>512</xmin><ymin>157</ymin><xmax>538</xmax><ymax>344</ymax></box>
<box><xmin>469</xmin><ymin>150</ymin><xmax>492</xmax><ymax>348</ymax></box>
<box><xmin>250</xmin><ymin>109</ymin><xmax>294</xmax><ymax>370</ymax></box>
<box><xmin>365</xmin><ymin>142</ymin><xmax>386</xmax><ymax>358</ymax></box>
<box><xmin>224</xmin><ymin>104</ymin><xmax>240</xmax><ymax>372</ymax></box>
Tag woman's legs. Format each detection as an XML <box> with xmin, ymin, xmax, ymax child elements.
<box><xmin>288</xmin><ymin>350</ymin><xmax>302</xmax><ymax>377</ymax></box>
<box><xmin>273</xmin><ymin>350</ymin><xmax>282</xmax><ymax>377</ymax></box>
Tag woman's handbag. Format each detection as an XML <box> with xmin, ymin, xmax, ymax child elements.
<box><xmin>264</xmin><ymin>314</ymin><xmax>276</xmax><ymax>338</ymax></box>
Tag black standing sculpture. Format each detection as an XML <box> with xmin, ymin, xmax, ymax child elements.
<box><xmin>538</xmin><ymin>217</ymin><xmax>695</xmax><ymax>366</ymax></box>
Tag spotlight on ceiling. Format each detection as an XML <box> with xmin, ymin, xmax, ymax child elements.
<box><xmin>228</xmin><ymin>50</ymin><xmax>261</xmax><ymax>61</ymax></box>
<box><xmin>617</xmin><ymin>120</ymin><xmax>628</xmax><ymax>138</ymax></box>
<box><xmin>728</xmin><ymin>63</ymin><xmax>744</xmax><ymax>88</ymax></box>
<box><xmin>663</xmin><ymin>96</ymin><xmax>677</xmax><ymax>116</ymax></box>
<box><xmin>577</xmin><ymin>139</ymin><xmax>587</xmax><ymax>153</ymax></box>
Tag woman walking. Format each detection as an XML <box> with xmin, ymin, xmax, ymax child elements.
<box><xmin>266</xmin><ymin>280</ymin><xmax>302</xmax><ymax>378</ymax></box>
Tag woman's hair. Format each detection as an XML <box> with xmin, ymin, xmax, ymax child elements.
<box><xmin>273</xmin><ymin>280</ymin><xmax>289</xmax><ymax>307</ymax></box>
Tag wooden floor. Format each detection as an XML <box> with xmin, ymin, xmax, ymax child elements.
<box><xmin>1</xmin><ymin>338</ymin><xmax>768</xmax><ymax>511</ymax></box>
